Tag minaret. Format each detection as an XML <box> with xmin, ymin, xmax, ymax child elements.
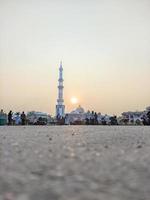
<box><xmin>56</xmin><ymin>62</ymin><xmax>65</xmax><ymax>118</ymax></box>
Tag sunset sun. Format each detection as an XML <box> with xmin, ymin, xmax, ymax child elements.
<box><xmin>70</xmin><ymin>97</ymin><xmax>78</xmax><ymax>105</ymax></box>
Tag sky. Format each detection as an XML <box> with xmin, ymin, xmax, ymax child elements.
<box><xmin>0</xmin><ymin>0</ymin><xmax>150</xmax><ymax>116</ymax></box>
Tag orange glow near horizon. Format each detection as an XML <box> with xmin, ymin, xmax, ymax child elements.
<box><xmin>0</xmin><ymin>1</ymin><xmax>150</xmax><ymax>115</ymax></box>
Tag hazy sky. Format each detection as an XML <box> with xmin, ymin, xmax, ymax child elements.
<box><xmin>0</xmin><ymin>0</ymin><xmax>150</xmax><ymax>115</ymax></box>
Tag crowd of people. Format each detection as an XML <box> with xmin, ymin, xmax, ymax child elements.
<box><xmin>85</xmin><ymin>112</ymin><xmax>118</xmax><ymax>125</ymax></box>
<box><xmin>56</xmin><ymin>110</ymin><xmax>150</xmax><ymax>126</ymax></box>
<box><xmin>142</xmin><ymin>111</ymin><xmax>150</xmax><ymax>125</ymax></box>
<box><xmin>0</xmin><ymin>108</ymin><xmax>150</xmax><ymax>126</ymax></box>
<box><xmin>7</xmin><ymin>111</ymin><xmax>27</xmax><ymax>125</ymax></box>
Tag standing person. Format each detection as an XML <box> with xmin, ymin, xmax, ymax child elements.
<box><xmin>90</xmin><ymin>111</ymin><xmax>95</xmax><ymax>125</ymax></box>
<box><xmin>15</xmin><ymin>112</ymin><xmax>21</xmax><ymax>125</ymax></box>
<box><xmin>94</xmin><ymin>112</ymin><xmax>98</xmax><ymax>125</ymax></box>
<box><xmin>21</xmin><ymin>111</ymin><xmax>26</xmax><ymax>125</ymax></box>
<box><xmin>147</xmin><ymin>111</ymin><xmax>150</xmax><ymax>125</ymax></box>
<box><xmin>8</xmin><ymin>111</ymin><xmax>12</xmax><ymax>125</ymax></box>
<box><xmin>0</xmin><ymin>109</ymin><xmax>4</xmax><ymax>114</ymax></box>
<box><xmin>85</xmin><ymin>118</ymin><xmax>89</xmax><ymax>125</ymax></box>
<box><xmin>65</xmin><ymin>114</ymin><xmax>70</xmax><ymax>125</ymax></box>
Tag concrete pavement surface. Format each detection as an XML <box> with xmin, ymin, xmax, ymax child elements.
<box><xmin>0</xmin><ymin>126</ymin><xmax>150</xmax><ymax>200</ymax></box>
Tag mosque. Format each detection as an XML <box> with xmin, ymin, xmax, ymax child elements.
<box><xmin>55</xmin><ymin>62</ymin><xmax>87</xmax><ymax>122</ymax></box>
<box><xmin>55</xmin><ymin>64</ymin><xmax>105</xmax><ymax>124</ymax></box>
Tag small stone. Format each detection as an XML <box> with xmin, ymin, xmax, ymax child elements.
<box><xmin>12</xmin><ymin>142</ymin><xmax>19</xmax><ymax>147</ymax></box>
<box><xmin>137</xmin><ymin>145</ymin><xmax>142</xmax><ymax>149</ymax></box>
<box><xmin>49</xmin><ymin>137</ymin><xmax>52</xmax><ymax>141</ymax></box>
<box><xmin>17</xmin><ymin>149</ymin><xmax>22</xmax><ymax>154</ymax></box>
<box><xmin>104</xmin><ymin>145</ymin><xmax>108</xmax><ymax>149</ymax></box>
<box><xmin>96</xmin><ymin>152</ymin><xmax>100</xmax><ymax>156</ymax></box>
<box><xmin>70</xmin><ymin>152</ymin><xmax>76</xmax><ymax>158</ymax></box>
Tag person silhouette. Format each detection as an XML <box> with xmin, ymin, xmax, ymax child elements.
<box><xmin>21</xmin><ymin>111</ymin><xmax>26</xmax><ymax>125</ymax></box>
<box><xmin>8</xmin><ymin>111</ymin><xmax>13</xmax><ymax>125</ymax></box>
<box><xmin>147</xmin><ymin>111</ymin><xmax>150</xmax><ymax>125</ymax></box>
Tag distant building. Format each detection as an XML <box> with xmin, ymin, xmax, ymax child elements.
<box><xmin>56</xmin><ymin>62</ymin><xmax>65</xmax><ymax>118</ymax></box>
<box><xmin>65</xmin><ymin>105</ymin><xmax>85</xmax><ymax>124</ymax></box>
<box><xmin>65</xmin><ymin>105</ymin><xmax>107</xmax><ymax>125</ymax></box>
<box><xmin>27</xmin><ymin>111</ymin><xmax>52</xmax><ymax>125</ymax></box>
<box><xmin>121</xmin><ymin>111</ymin><xmax>144</xmax><ymax>125</ymax></box>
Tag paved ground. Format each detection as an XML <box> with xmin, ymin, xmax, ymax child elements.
<box><xmin>0</xmin><ymin>126</ymin><xmax>150</xmax><ymax>200</ymax></box>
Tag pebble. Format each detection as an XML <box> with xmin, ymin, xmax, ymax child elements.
<box><xmin>137</xmin><ymin>144</ymin><xmax>142</xmax><ymax>149</ymax></box>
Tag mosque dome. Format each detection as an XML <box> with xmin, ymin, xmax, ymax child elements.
<box><xmin>71</xmin><ymin>105</ymin><xmax>85</xmax><ymax>114</ymax></box>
